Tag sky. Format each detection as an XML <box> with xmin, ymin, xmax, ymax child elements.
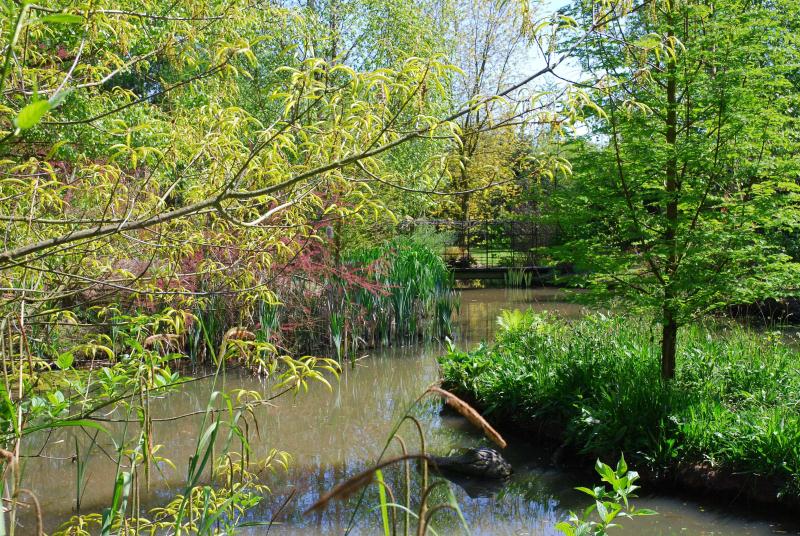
<box><xmin>528</xmin><ymin>0</ymin><xmax>587</xmax><ymax>85</ymax></box>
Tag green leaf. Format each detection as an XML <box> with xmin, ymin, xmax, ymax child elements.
<box><xmin>14</xmin><ymin>100</ymin><xmax>50</xmax><ymax>130</ymax></box>
<box><xmin>22</xmin><ymin>418</ymin><xmax>112</xmax><ymax>438</ymax></box>
<box><xmin>101</xmin><ymin>471</ymin><xmax>131</xmax><ymax>536</ymax></box>
<box><xmin>41</xmin><ymin>14</ymin><xmax>84</xmax><ymax>25</ymax></box>
<box><xmin>554</xmin><ymin>521</ymin><xmax>575</xmax><ymax>536</ymax></box>
<box><xmin>55</xmin><ymin>352</ymin><xmax>74</xmax><ymax>370</ymax></box>
<box><xmin>616</xmin><ymin>455</ymin><xmax>627</xmax><ymax>475</ymax></box>
<box><xmin>596</xmin><ymin>500</ymin><xmax>608</xmax><ymax>521</ymax></box>
<box><xmin>375</xmin><ymin>469</ymin><xmax>390</xmax><ymax>536</ymax></box>
<box><xmin>49</xmin><ymin>89</ymin><xmax>72</xmax><ymax>109</ymax></box>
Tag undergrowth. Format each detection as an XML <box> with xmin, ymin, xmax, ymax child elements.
<box><xmin>439</xmin><ymin>312</ymin><xmax>800</xmax><ymax>499</ymax></box>
<box><xmin>186</xmin><ymin>237</ymin><xmax>457</xmax><ymax>365</ymax></box>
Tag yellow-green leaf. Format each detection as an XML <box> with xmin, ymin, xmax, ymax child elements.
<box><xmin>41</xmin><ymin>14</ymin><xmax>84</xmax><ymax>25</ymax></box>
<box><xmin>14</xmin><ymin>100</ymin><xmax>51</xmax><ymax>130</ymax></box>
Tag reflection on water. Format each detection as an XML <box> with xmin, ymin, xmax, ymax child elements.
<box><xmin>23</xmin><ymin>289</ymin><xmax>798</xmax><ymax>535</ymax></box>
<box><xmin>455</xmin><ymin>288</ymin><xmax>586</xmax><ymax>344</ymax></box>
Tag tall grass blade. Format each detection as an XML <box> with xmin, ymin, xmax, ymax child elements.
<box><xmin>376</xmin><ymin>469</ymin><xmax>391</xmax><ymax>536</ymax></box>
<box><xmin>100</xmin><ymin>471</ymin><xmax>131</xmax><ymax>536</ymax></box>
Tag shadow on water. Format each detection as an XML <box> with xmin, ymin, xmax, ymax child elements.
<box><xmin>22</xmin><ymin>288</ymin><xmax>800</xmax><ymax>535</ymax></box>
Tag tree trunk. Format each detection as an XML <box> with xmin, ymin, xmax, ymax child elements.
<box><xmin>459</xmin><ymin>192</ymin><xmax>470</xmax><ymax>257</ymax></box>
<box><xmin>662</xmin><ymin>23</ymin><xmax>679</xmax><ymax>381</ymax></box>
<box><xmin>460</xmin><ymin>191</ymin><xmax>470</xmax><ymax>222</ymax></box>
<box><xmin>661</xmin><ymin>307</ymin><xmax>677</xmax><ymax>380</ymax></box>
<box><xmin>458</xmin><ymin>152</ymin><xmax>471</xmax><ymax>253</ymax></box>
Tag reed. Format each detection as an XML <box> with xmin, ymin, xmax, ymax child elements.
<box><xmin>310</xmin><ymin>385</ymin><xmax>507</xmax><ymax>535</ymax></box>
<box><xmin>239</xmin><ymin>238</ymin><xmax>459</xmax><ymax>362</ymax></box>
<box><xmin>503</xmin><ymin>267</ymin><xmax>533</xmax><ymax>288</ymax></box>
<box><xmin>339</xmin><ymin>238</ymin><xmax>458</xmax><ymax>347</ymax></box>
<box><xmin>0</xmin><ymin>305</ymin><xmax>339</xmax><ymax>535</ymax></box>
<box><xmin>426</xmin><ymin>387</ymin><xmax>507</xmax><ymax>449</ymax></box>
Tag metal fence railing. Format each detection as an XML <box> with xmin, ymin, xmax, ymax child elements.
<box><xmin>413</xmin><ymin>220</ymin><xmax>558</xmax><ymax>268</ymax></box>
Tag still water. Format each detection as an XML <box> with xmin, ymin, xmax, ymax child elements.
<box><xmin>24</xmin><ymin>289</ymin><xmax>798</xmax><ymax>534</ymax></box>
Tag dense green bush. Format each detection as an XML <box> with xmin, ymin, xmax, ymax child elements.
<box><xmin>439</xmin><ymin>312</ymin><xmax>800</xmax><ymax>496</ymax></box>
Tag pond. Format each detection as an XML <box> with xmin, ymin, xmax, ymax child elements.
<box><xmin>24</xmin><ymin>288</ymin><xmax>799</xmax><ymax>535</ymax></box>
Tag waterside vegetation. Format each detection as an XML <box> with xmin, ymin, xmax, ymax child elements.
<box><xmin>440</xmin><ymin>311</ymin><xmax>800</xmax><ymax>505</ymax></box>
<box><xmin>188</xmin><ymin>236</ymin><xmax>457</xmax><ymax>366</ymax></box>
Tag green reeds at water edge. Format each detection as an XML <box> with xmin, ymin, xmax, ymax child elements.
<box><xmin>355</xmin><ymin>238</ymin><xmax>458</xmax><ymax>346</ymax></box>
<box><xmin>170</xmin><ymin>238</ymin><xmax>457</xmax><ymax>366</ymax></box>
<box><xmin>440</xmin><ymin>311</ymin><xmax>800</xmax><ymax>500</ymax></box>
<box><xmin>183</xmin><ymin>239</ymin><xmax>457</xmax><ymax>365</ymax></box>
<box><xmin>322</xmin><ymin>240</ymin><xmax>459</xmax><ymax>361</ymax></box>
<box><xmin>503</xmin><ymin>267</ymin><xmax>534</xmax><ymax>288</ymax></box>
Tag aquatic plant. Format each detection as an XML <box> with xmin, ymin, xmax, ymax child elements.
<box><xmin>310</xmin><ymin>385</ymin><xmax>503</xmax><ymax>535</ymax></box>
<box><xmin>440</xmin><ymin>312</ymin><xmax>800</xmax><ymax>500</ymax></box>
<box><xmin>556</xmin><ymin>456</ymin><xmax>656</xmax><ymax>536</ymax></box>
<box><xmin>310</xmin><ymin>385</ymin><xmax>653</xmax><ymax>536</ymax></box>
<box><xmin>340</xmin><ymin>237</ymin><xmax>458</xmax><ymax>345</ymax></box>
<box><xmin>251</xmin><ymin>237</ymin><xmax>458</xmax><ymax>362</ymax></box>
<box><xmin>503</xmin><ymin>267</ymin><xmax>533</xmax><ymax>288</ymax></box>
<box><xmin>0</xmin><ymin>310</ymin><xmax>339</xmax><ymax>535</ymax></box>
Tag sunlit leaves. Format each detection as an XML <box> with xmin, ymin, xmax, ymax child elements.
<box><xmin>274</xmin><ymin>355</ymin><xmax>341</xmax><ymax>393</ymax></box>
<box><xmin>14</xmin><ymin>100</ymin><xmax>51</xmax><ymax>130</ymax></box>
<box><xmin>41</xmin><ymin>13</ymin><xmax>84</xmax><ymax>25</ymax></box>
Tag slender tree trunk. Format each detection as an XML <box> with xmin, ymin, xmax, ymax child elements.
<box><xmin>661</xmin><ymin>307</ymin><xmax>677</xmax><ymax>379</ymax></box>
<box><xmin>459</xmin><ymin>188</ymin><xmax>470</xmax><ymax>256</ymax></box>
<box><xmin>662</xmin><ymin>23</ymin><xmax>679</xmax><ymax>380</ymax></box>
<box><xmin>457</xmin><ymin>132</ymin><xmax>471</xmax><ymax>253</ymax></box>
<box><xmin>460</xmin><ymin>190</ymin><xmax>470</xmax><ymax>222</ymax></box>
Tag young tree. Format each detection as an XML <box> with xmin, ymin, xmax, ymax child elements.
<box><xmin>555</xmin><ymin>0</ymin><xmax>800</xmax><ymax>378</ymax></box>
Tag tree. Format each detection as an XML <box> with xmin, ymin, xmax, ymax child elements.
<box><xmin>0</xmin><ymin>0</ymin><xmax>593</xmax><ymax>374</ymax></box>
<box><xmin>555</xmin><ymin>0</ymin><xmax>800</xmax><ymax>378</ymax></box>
<box><xmin>445</xmin><ymin>0</ymin><xmax>530</xmax><ymax>223</ymax></box>
<box><xmin>0</xmin><ymin>1</ymin><xmax>461</xmax><ymax>320</ymax></box>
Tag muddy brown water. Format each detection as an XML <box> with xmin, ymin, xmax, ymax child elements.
<box><xmin>21</xmin><ymin>288</ymin><xmax>800</xmax><ymax>535</ymax></box>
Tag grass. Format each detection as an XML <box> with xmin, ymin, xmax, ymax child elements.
<box><xmin>439</xmin><ymin>312</ymin><xmax>800</xmax><ymax>499</ymax></box>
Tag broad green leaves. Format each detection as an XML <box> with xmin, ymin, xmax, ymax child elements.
<box><xmin>55</xmin><ymin>352</ymin><xmax>74</xmax><ymax>370</ymax></box>
<box><xmin>556</xmin><ymin>456</ymin><xmax>656</xmax><ymax>536</ymax></box>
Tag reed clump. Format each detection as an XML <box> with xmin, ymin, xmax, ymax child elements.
<box><xmin>193</xmin><ymin>237</ymin><xmax>459</xmax><ymax>363</ymax></box>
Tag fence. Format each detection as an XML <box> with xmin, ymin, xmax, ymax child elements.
<box><xmin>413</xmin><ymin>220</ymin><xmax>558</xmax><ymax>268</ymax></box>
